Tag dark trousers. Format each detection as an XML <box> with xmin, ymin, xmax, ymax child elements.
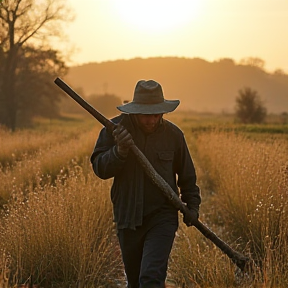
<box><xmin>117</xmin><ymin>208</ymin><xmax>178</xmax><ymax>288</ymax></box>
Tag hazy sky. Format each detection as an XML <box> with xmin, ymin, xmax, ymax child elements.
<box><xmin>64</xmin><ymin>0</ymin><xmax>288</xmax><ymax>73</ymax></box>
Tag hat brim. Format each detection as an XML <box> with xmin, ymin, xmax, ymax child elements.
<box><xmin>117</xmin><ymin>100</ymin><xmax>180</xmax><ymax>114</ymax></box>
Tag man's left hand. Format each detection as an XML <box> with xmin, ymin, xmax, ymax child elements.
<box><xmin>183</xmin><ymin>209</ymin><xmax>199</xmax><ymax>227</ymax></box>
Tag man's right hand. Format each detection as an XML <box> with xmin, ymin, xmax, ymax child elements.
<box><xmin>112</xmin><ymin>124</ymin><xmax>133</xmax><ymax>158</ymax></box>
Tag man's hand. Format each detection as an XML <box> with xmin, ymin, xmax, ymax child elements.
<box><xmin>112</xmin><ymin>124</ymin><xmax>134</xmax><ymax>158</ymax></box>
<box><xmin>183</xmin><ymin>209</ymin><xmax>199</xmax><ymax>227</ymax></box>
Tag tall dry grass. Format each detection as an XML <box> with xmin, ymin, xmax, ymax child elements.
<box><xmin>168</xmin><ymin>223</ymin><xmax>239</xmax><ymax>288</ymax></box>
<box><xmin>0</xmin><ymin>119</ymin><xmax>96</xmax><ymax>169</ymax></box>
<box><xmin>186</xmin><ymin>130</ymin><xmax>288</xmax><ymax>287</ymax></box>
<box><xmin>0</xmin><ymin>164</ymin><xmax>124</xmax><ymax>288</ymax></box>
<box><xmin>0</xmin><ymin>127</ymin><xmax>98</xmax><ymax>207</ymax></box>
<box><xmin>0</xmin><ymin>121</ymin><xmax>126</xmax><ymax>287</ymax></box>
<box><xmin>1</xmin><ymin>116</ymin><xmax>288</xmax><ymax>287</ymax></box>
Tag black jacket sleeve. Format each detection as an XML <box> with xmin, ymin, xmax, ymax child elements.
<box><xmin>176</xmin><ymin>134</ymin><xmax>201</xmax><ymax>213</ymax></box>
<box><xmin>90</xmin><ymin>126</ymin><xmax>128</xmax><ymax>179</ymax></box>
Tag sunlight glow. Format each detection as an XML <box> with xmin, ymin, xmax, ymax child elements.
<box><xmin>112</xmin><ymin>0</ymin><xmax>202</xmax><ymax>33</ymax></box>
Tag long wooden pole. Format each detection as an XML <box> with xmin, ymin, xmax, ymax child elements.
<box><xmin>54</xmin><ymin>77</ymin><xmax>250</xmax><ymax>271</ymax></box>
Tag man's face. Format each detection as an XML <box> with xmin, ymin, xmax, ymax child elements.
<box><xmin>135</xmin><ymin>114</ymin><xmax>163</xmax><ymax>134</ymax></box>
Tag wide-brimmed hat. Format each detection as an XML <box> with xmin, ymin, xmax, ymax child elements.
<box><xmin>117</xmin><ymin>80</ymin><xmax>180</xmax><ymax>114</ymax></box>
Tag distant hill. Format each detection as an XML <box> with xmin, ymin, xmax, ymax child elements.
<box><xmin>65</xmin><ymin>57</ymin><xmax>288</xmax><ymax>114</ymax></box>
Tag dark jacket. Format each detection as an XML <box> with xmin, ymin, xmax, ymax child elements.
<box><xmin>90</xmin><ymin>114</ymin><xmax>201</xmax><ymax>230</ymax></box>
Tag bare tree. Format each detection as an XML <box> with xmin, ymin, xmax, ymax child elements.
<box><xmin>0</xmin><ymin>0</ymin><xmax>74</xmax><ymax>130</ymax></box>
<box><xmin>235</xmin><ymin>87</ymin><xmax>267</xmax><ymax>124</ymax></box>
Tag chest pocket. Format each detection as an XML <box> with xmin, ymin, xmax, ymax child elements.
<box><xmin>158</xmin><ymin>151</ymin><xmax>174</xmax><ymax>161</ymax></box>
<box><xmin>157</xmin><ymin>151</ymin><xmax>174</xmax><ymax>175</ymax></box>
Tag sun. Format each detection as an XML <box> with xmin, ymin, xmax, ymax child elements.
<box><xmin>112</xmin><ymin>0</ymin><xmax>202</xmax><ymax>34</ymax></box>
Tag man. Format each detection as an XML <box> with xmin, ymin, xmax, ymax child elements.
<box><xmin>90</xmin><ymin>80</ymin><xmax>201</xmax><ymax>288</ymax></box>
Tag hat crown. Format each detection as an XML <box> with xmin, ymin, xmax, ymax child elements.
<box><xmin>133</xmin><ymin>80</ymin><xmax>164</xmax><ymax>104</ymax></box>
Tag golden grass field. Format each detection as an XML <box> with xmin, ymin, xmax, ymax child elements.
<box><xmin>0</xmin><ymin>112</ymin><xmax>287</xmax><ymax>288</ymax></box>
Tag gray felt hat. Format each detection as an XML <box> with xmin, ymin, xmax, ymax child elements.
<box><xmin>117</xmin><ymin>80</ymin><xmax>180</xmax><ymax>114</ymax></box>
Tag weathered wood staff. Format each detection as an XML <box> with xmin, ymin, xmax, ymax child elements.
<box><xmin>54</xmin><ymin>77</ymin><xmax>250</xmax><ymax>271</ymax></box>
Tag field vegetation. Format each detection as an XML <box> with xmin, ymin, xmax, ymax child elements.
<box><xmin>0</xmin><ymin>112</ymin><xmax>287</xmax><ymax>288</ymax></box>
